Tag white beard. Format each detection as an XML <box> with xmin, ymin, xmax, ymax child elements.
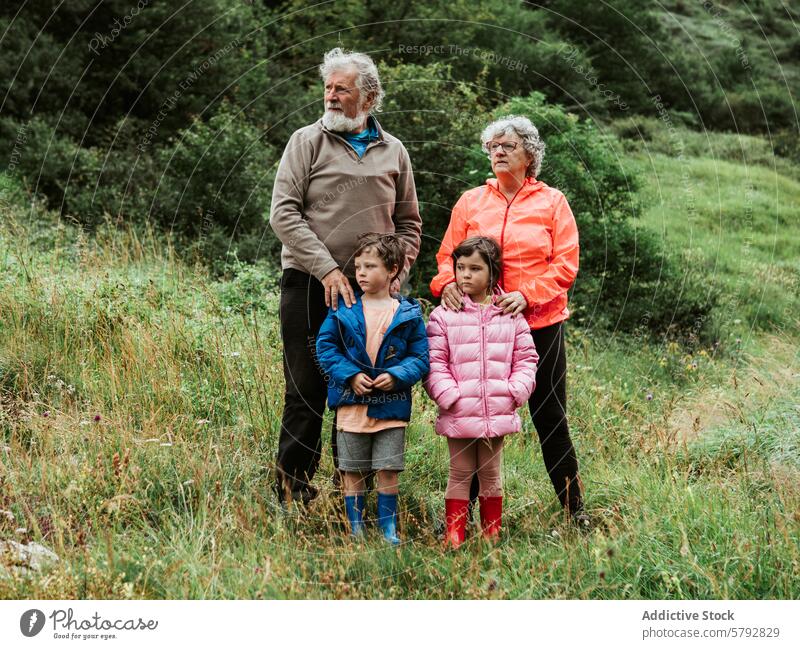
<box><xmin>322</xmin><ymin>107</ymin><xmax>370</xmax><ymax>133</ymax></box>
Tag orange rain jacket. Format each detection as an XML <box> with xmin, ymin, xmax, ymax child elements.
<box><xmin>430</xmin><ymin>177</ymin><xmax>579</xmax><ymax>331</ymax></box>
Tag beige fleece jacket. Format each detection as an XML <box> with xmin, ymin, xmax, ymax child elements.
<box><xmin>269</xmin><ymin>116</ymin><xmax>422</xmax><ymax>282</ymax></box>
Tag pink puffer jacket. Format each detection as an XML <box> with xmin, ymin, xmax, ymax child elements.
<box><xmin>424</xmin><ymin>296</ymin><xmax>538</xmax><ymax>438</ymax></box>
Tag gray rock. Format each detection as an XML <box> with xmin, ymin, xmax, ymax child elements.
<box><xmin>0</xmin><ymin>540</ymin><xmax>60</xmax><ymax>576</ymax></box>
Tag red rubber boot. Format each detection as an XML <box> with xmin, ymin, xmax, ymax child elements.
<box><xmin>444</xmin><ymin>498</ymin><xmax>469</xmax><ymax>548</ymax></box>
<box><xmin>479</xmin><ymin>495</ymin><xmax>503</xmax><ymax>541</ymax></box>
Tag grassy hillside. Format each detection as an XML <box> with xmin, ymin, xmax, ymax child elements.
<box><xmin>632</xmin><ymin>152</ymin><xmax>800</xmax><ymax>338</ymax></box>
<box><xmin>1</xmin><ymin>139</ymin><xmax>798</xmax><ymax>597</ymax></box>
<box><xmin>608</xmin><ymin>116</ymin><xmax>800</xmax><ymax>338</ymax></box>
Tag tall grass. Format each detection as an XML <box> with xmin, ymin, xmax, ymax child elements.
<box><xmin>1</xmin><ymin>168</ymin><xmax>798</xmax><ymax>598</ymax></box>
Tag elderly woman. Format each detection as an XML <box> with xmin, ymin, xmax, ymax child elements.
<box><xmin>430</xmin><ymin>115</ymin><xmax>588</xmax><ymax>526</ymax></box>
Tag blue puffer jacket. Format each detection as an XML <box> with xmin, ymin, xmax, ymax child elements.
<box><xmin>315</xmin><ymin>295</ymin><xmax>430</xmax><ymax>421</ymax></box>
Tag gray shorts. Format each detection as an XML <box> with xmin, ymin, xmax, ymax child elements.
<box><xmin>337</xmin><ymin>427</ymin><xmax>406</xmax><ymax>472</ymax></box>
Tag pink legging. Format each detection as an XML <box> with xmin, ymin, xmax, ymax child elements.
<box><xmin>446</xmin><ymin>437</ymin><xmax>504</xmax><ymax>499</ymax></box>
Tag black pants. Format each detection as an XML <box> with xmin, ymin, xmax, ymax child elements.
<box><xmin>275</xmin><ymin>268</ymin><xmax>340</xmax><ymax>498</ymax></box>
<box><xmin>470</xmin><ymin>321</ymin><xmax>583</xmax><ymax>512</ymax></box>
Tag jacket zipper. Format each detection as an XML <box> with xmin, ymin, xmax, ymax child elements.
<box><xmin>498</xmin><ymin>182</ymin><xmax>527</xmax><ymax>291</ymax></box>
<box><xmin>478</xmin><ymin>306</ymin><xmax>490</xmax><ymax>436</ymax></box>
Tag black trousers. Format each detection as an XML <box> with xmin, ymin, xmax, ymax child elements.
<box><xmin>275</xmin><ymin>268</ymin><xmax>340</xmax><ymax>498</ymax></box>
<box><xmin>470</xmin><ymin>321</ymin><xmax>583</xmax><ymax>512</ymax></box>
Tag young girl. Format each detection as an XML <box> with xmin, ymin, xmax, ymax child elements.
<box><xmin>316</xmin><ymin>233</ymin><xmax>429</xmax><ymax>544</ymax></box>
<box><xmin>424</xmin><ymin>236</ymin><xmax>538</xmax><ymax>547</ymax></box>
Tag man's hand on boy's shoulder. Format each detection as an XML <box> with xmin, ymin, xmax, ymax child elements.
<box><xmin>372</xmin><ymin>372</ymin><xmax>396</xmax><ymax>391</ymax></box>
<box><xmin>322</xmin><ymin>268</ymin><xmax>356</xmax><ymax>310</ymax></box>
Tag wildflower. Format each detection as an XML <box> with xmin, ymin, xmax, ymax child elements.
<box><xmin>43</xmin><ymin>411</ymin><xmax>50</xmax><ymax>417</ymax></box>
<box><xmin>229</xmin><ymin>351</ymin><xmax>241</xmax><ymax>358</ymax></box>
<box><xmin>646</xmin><ymin>393</ymin><xmax>653</xmax><ymax>401</ymax></box>
<box><xmin>93</xmin><ymin>414</ymin><xmax>102</xmax><ymax>422</ymax></box>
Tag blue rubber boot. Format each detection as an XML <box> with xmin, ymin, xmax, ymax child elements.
<box><xmin>377</xmin><ymin>492</ymin><xmax>401</xmax><ymax>545</ymax></box>
<box><xmin>344</xmin><ymin>494</ymin><xmax>365</xmax><ymax>537</ymax></box>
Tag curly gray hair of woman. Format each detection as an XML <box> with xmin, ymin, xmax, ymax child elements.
<box><xmin>480</xmin><ymin>115</ymin><xmax>546</xmax><ymax>178</ymax></box>
<box><xmin>319</xmin><ymin>47</ymin><xmax>385</xmax><ymax>113</ymax></box>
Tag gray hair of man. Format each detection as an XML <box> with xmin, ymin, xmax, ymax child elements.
<box><xmin>319</xmin><ymin>47</ymin><xmax>385</xmax><ymax>112</ymax></box>
<box><xmin>480</xmin><ymin>115</ymin><xmax>546</xmax><ymax>178</ymax></box>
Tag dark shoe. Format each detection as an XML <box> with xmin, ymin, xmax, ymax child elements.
<box><xmin>571</xmin><ymin>511</ymin><xmax>592</xmax><ymax>531</ymax></box>
<box><xmin>275</xmin><ymin>485</ymin><xmax>318</xmax><ymax>508</ymax></box>
<box><xmin>297</xmin><ymin>485</ymin><xmax>319</xmax><ymax>505</ymax></box>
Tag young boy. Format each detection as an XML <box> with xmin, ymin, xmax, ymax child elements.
<box><xmin>316</xmin><ymin>233</ymin><xmax>429</xmax><ymax>544</ymax></box>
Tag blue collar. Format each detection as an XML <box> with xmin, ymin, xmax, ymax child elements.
<box><xmin>330</xmin><ymin>294</ymin><xmax>421</xmax><ymax>339</ymax></box>
<box><xmin>339</xmin><ymin>115</ymin><xmax>379</xmax><ymax>141</ymax></box>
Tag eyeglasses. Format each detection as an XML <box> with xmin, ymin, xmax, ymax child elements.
<box><xmin>486</xmin><ymin>141</ymin><xmax>519</xmax><ymax>154</ymax></box>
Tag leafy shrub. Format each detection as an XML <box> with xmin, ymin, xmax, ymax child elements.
<box><xmin>1</xmin><ymin>116</ymin><xmax>149</xmax><ymax>227</ymax></box>
<box><xmin>215</xmin><ymin>258</ymin><xmax>280</xmax><ymax>314</ymax></box>
<box><xmin>149</xmin><ymin>101</ymin><xmax>276</xmax><ymax>264</ymax></box>
<box><xmin>374</xmin><ymin>62</ymin><xmax>493</xmax><ymax>289</ymax></box>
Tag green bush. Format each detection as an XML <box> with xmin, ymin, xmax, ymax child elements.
<box><xmin>151</xmin><ymin>101</ymin><xmax>276</xmax><ymax>265</ymax></box>
<box><xmin>374</xmin><ymin>62</ymin><xmax>493</xmax><ymax>290</ymax></box>
<box><xmin>0</xmin><ymin>116</ymin><xmax>156</xmax><ymax>227</ymax></box>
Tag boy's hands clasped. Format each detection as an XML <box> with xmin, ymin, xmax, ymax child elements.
<box><xmin>371</xmin><ymin>372</ymin><xmax>396</xmax><ymax>391</ymax></box>
<box><xmin>350</xmin><ymin>372</ymin><xmax>396</xmax><ymax>395</ymax></box>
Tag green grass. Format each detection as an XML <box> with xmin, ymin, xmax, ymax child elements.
<box><xmin>1</xmin><ymin>150</ymin><xmax>798</xmax><ymax>598</ymax></box>
<box><xmin>626</xmin><ymin>150</ymin><xmax>800</xmax><ymax>339</ymax></box>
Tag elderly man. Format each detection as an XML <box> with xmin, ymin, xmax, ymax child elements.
<box><xmin>269</xmin><ymin>48</ymin><xmax>422</xmax><ymax>506</ymax></box>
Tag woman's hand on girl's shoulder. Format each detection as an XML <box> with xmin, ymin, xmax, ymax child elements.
<box><xmin>441</xmin><ymin>282</ymin><xmax>464</xmax><ymax>311</ymax></box>
<box><xmin>497</xmin><ymin>291</ymin><xmax>527</xmax><ymax>316</ymax></box>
